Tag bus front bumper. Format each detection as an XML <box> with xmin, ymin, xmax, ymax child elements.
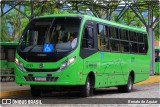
<box><xmin>14</xmin><ymin>65</ymin><xmax>85</xmax><ymax>86</ymax></box>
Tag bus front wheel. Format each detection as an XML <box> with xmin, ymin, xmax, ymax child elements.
<box><xmin>30</xmin><ymin>86</ymin><xmax>41</xmax><ymax>97</ymax></box>
<box><xmin>118</xmin><ymin>75</ymin><xmax>133</xmax><ymax>93</ymax></box>
<box><xmin>81</xmin><ymin>77</ymin><xmax>93</xmax><ymax>97</ymax></box>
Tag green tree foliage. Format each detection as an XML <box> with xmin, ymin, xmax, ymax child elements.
<box><xmin>7</xmin><ymin>9</ymin><xmax>20</xmax><ymax>41</ymax></box>
<box><xmin>112</xmin><ymin>11</ymin><xmax>144</xmax><ymax>28</ymax></box>
<box><xmin>0</xmin><ymin>16</ymin><xmax>11</xmax><ymax>42</ymax></box>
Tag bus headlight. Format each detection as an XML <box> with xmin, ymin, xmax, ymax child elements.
<box><xmin>15</xmin><ymin>58</ymin><xmax>26</xmax><ymax>72</ymax></box>
<box><xmin>60</xmin><ymin>56</ymin><xmax>76</xmax><ymax>70</ymax></box>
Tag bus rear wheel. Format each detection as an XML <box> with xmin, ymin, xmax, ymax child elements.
<box><xmin>118</xmin><ymin>75</ymin><xmax>133</xmax><ymax>93</ymax></box>
<box><xmin>30</xmin><ymin>86</ymin><xmax>41</xmax><ymax>97</ymax></box>
<box><xmin>81</xmin><ymin>77</ymin><xmax>93</xmax><ymax>97</ymax></box>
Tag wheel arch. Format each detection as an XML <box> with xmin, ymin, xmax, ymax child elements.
<box><xmin>87</xmin><ymin>71</ymin><xmax>95</xmax><ymax>88</ymax></box>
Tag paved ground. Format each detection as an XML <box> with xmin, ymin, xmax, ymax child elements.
<box><xmin>0</xmin><ymin>83</ymin><xmax>159</xmax><ymax>107</ymax></box>
<box><xmin>0</xmin><ymin>75</ymin><xmax>160</xmax><ymax>98</ymax></box>
<box><xmin>0</xmin><ymin>76</ymin><xmax>159</xmax><ymax>106</ymax></box>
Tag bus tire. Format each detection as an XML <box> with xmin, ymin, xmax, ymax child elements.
<box><xmin>31</xmin><ymin>86</ymin><xmax>41</xmax><ymax>97</ymax></box>
<box><xmin>118</xmin><ymin>75</ymin><xmax>133</xmax><ymax>93</ymax></box>
<box><xmin>81</xmin><ymin>77</ymin><xmax>93</xmax><ymax>97</ymax></box>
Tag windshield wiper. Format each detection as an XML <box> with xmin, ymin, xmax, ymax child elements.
<box><xmin>44</xmin><ymin>18</ymin><xmax>58</xmax><ymax>53</ymax></box>
<box><xmin>47</xmin><ymin>18</ymin><xmax>55</xmax><ymax>38</ymax></box>
<box><xmin>48</xmin><ymin>18</ymin><xmax>58</xmax><ymax>53</ymax></box>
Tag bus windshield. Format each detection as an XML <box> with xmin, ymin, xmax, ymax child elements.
<box><xmin>18</xmin><ymin>17</ymin><xmax>81</xmax><ymax>53</ymax></box>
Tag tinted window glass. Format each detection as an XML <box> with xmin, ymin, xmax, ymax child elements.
<box><xmin>110</xmin><ymin>39</ymin><xmax>120</xmax><ymax>51</ymax></box>
<box><xmin>97</xmin><ymin>24</ymin><xmax>109</xmax><ymax>51</ymax></box>
<box><xmin>129</xmin><ymin>31</ymin><xmax>137</xmax><ymax>41</ymax></box>
<box><xmin>138</xmin><ymin>43</ymin><xmax>145</xmax><ymax>53</ymax></box>
<box><xmin>120</xmin><ymin>29</ymin><xmax>128</xmax><ymax>40</ymax></box>
<box><xmin>155</xmin><ymin>50</ymin><xmax>160</xmax><ymax>62</ymax></box>
<box><xmin>98</xmin><ymin>24</ymin><xmax>104</xmax><ymax>37</ymax></box>
<box><xmin>0</xmin><ymin>46</ymin><xmax>5</xmax><ymax>59</ymax></box>
<box><xmin>144</xmin><ymin>34</ymin><xmax>148</xmax><ymax>53</ymax></box>
<box><xmin>82</xmin><ymin>26</ymin><xmax>94</xmax><ymax>49</ymax></box>
<box><xmin>138</xmin><ymin>33</ymin><xmax>144</xmax><ymax>43</ymax></box>
<box><xmin>120</xmin><ymin>41</ymin><xmax>130</xmax><ymax>52</ymax></box>
<box><xmin>109</xmin><ymin>27</ymin><xmax>119</xmax><ymax>39</ymax></box>
<box><xmin>8</xmin><ymin>49</ymin><xmax>15</xmax><ymax>62</ymax></box>
<box><xmin>130</xmin><ymin>42</ymin><xmax>138</xmax><ymax>53</ymax></box>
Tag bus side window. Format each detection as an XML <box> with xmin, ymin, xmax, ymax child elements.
<box><xmin>129</xmin><ymin>31</ymin><xmax>137</xmax><ymax>42</ymax></box>
<box><xmin>97</xmin><ymin>24</ymin><xmax>104</xmax><ymax>50</ymax></box>
<box><xmin>109</xmin><ymin>27</ymin><xmax>119</xmax><ymax>39</ymax></box>
<box><xmin>137</xmin><ymin>33</ymin><xmax>145</xmax><ymax>54</ymax></box>
<box><xmin>155</xmin><ymin>51</ymin><xmax>160</xmax><ymax>62</ymax></box>
<box><xmin>109</xmin><ymin>26</ymin><xmax>120</xmax><ymax>52</ymax></box>
<box><xmin>82</xmin><ymin>26</ymin><xmax>94</xmax><ymax>49</ymax></box>
<box><xmin>129</xmin><ymin>31</ymin><xmax>138</xmax><ymax>53</ymax></box>
<box><xmin>8</xmin><ymin>49</ymin><xmax>15</xmax><ymax>62</ymax></box>
<box><xmin>130</xmin><ymin>42</ymin><xmax>138</xmax><ymax>53</ymax></box>
<box><xmin>119</xmin><ymin>29</ymin><xmax>129</xmax><ymax>52</ymax></box>
<box><xmin>0</xmin><ymin>46</ymin><xmax>5</xmax><ymax>60</ymax></box>
<box><xmin>144</xmin><ymin>34</ymin><xmax>148</xmax><ymax>54</ymax></box>
<box><xmin>155</xmin><ymin>57</ymin><xmax>158</xmax><ymax>62</ymax></box>
<box><xmin>110</xmin><ymin>39</ymin><xmax>120</xmax><ymax>51</ymax></box>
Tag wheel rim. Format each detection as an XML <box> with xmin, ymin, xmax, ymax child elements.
<box><xmin>87</xmin><ymin>79</ymin><xmax>90</xmax><ymax>95</ymax></box>
<box><xmin>128</xmin><ymin>78</ymin><xmax>132</xmax><ymax>91</ymax></box>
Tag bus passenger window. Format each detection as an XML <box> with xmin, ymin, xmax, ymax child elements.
<box><xmin>97</xmin><ymin>24</ymin><xmax>109</xmax><ymax>51</ymax></box>
<box><xmin>105</xmin><ymin>26</ymin><xmax>109</xmax><ymax>37</ymax></box>
<box><xmin>155</xmin><ymin>51</ymin><xmax>160</xmax><ymax>62</ymax></box>
<box><xmin>97</xmin><ymin>24</ymin><xmax>104</xmax><ymax>50</ymax></box>
<box><xmin>0</xmin><ymin>46</ymin><xmax>5</xmax><ymax>60</ymax></box>
<box><xmin>8</xmin><ymin>49</ymin><xmax>15</xmax><ymax>62</ymax></box>
<box><xmin>110</xmin><ymin>39</ymin><xmax>120</xmax><ymax>51</ymax></box>
<box><xmin>109</xmin><ymin>27</ymin><xmax>119</xmax><ymax>39</ymax></box>
<box><xmin>120</xmin><ymin>29</ymin><xmax>128</xmax><ymax>40</ymax></box>
<box><xmin>120</xmin><ymin>41</ymin><xmax>129</xmax><ymax>52</ymax></box>
<box><xmin>137</xmin><ymin>33</ymin><xmax>144</xmax><ymax>43</ymax></box>
<box><xmin>138</xmin><ymin>43</ymin><xmax>145</xmax><ymax>54</ymax></box>
<box><xmin>144</xmin><ymin>34</ymin><xmax>148</xmax><ymax>53</ymax></box>
<box><xmin>130</xmin><ymin>43</ymin><xmax>138</xmax><ymax>53</ymax></box>
<box><xmin>82</xmin><ymin>26</ymin><xmax>94</xmax><ymax>49</ymax></box>
<box><xmin>129</xmin><ymin>31</ymin><xmax>137</xmax><ymax>42</ymax></box>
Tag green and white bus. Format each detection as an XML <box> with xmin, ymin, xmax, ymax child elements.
<box><xmin>15</xmin><ymin>14</ymin><xmax>150</xmax><ymax>97</ymax></box>
<box><xmin>155</xmin><ymin>46</ymin><xmax>160</xmax><ymax>74</ymax></box>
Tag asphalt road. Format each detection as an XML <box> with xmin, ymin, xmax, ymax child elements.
<box><xmin>1</xmin><ymin>83</ymin><xmax>159</xmax><ymax>106</ymax></box>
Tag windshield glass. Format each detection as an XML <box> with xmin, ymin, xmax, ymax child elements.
<box><xmin>18</xmin><ymin>17</ymin><xmax>81</xmax><ymax>53</ymax></box>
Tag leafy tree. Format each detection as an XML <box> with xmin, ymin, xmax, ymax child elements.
<box><xmin>0</xmin><ymin>16</ymin><xmax>11</xmax><ymax>42</ymax></box>
<box><xmin>112</xmin><ymin>10</ymin><xmax>144</xmax><ymax>28</ymax></box>
<box><xmin>5</xmin><ymin>9</ymin><xmax>20</xmax><ymax>41</ymax></box>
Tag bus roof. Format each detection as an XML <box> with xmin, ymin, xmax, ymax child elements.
<box><xmin>0</xmin><ymin>42</ymin><xmax>18</xmax><ymax>46</ymax></box>
<box><xmin>38</xmin><ymin>14</ymin><xmax>147</xmax><ymax>33</ymax></box>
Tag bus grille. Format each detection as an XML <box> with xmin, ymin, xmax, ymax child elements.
<box><xmin>24</xmin><ymin>68</ymin><xmax>60</xmax><ymax>72</ymax></box>
<box><xmin>24</xmin><ymin>76</ymin><xmax>58</xmax><ymax>82</ymax></box>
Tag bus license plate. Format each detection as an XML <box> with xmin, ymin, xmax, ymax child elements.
<box><xmin>35</xmin><ymin>77</ymin><xmax>46</xmax><ymax>81</ymax></box>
